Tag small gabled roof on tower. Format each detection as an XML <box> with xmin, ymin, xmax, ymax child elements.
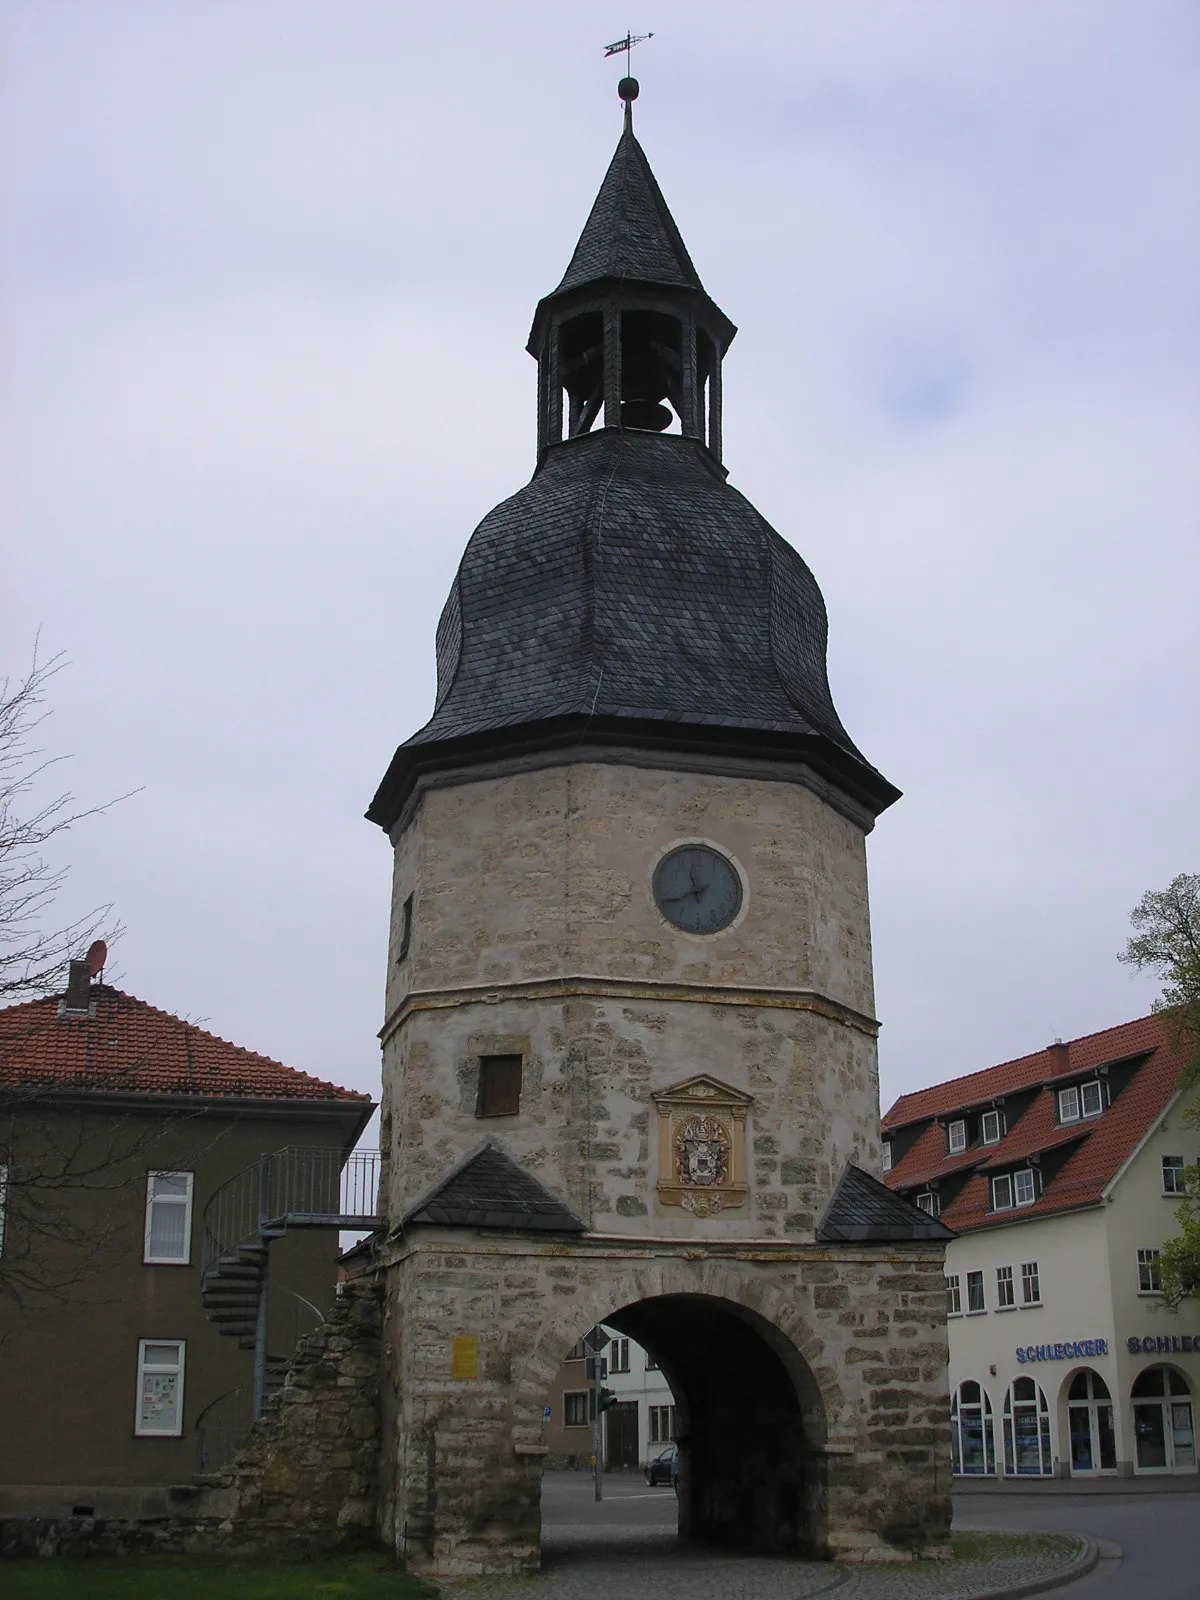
<box><xmin>404</xmin><ymin>1143</ymin><xmax>585</xmax><ymax>1234</ymax></box>
<box><xmin>816</xmin><ymin>1162</ymin><xmax>954</xmax><ymax>1243</ymax></box>
<box><xmin>555</xmin><ymin>127</ymin><xmax>703</xmax><ymax>295</ymax></box>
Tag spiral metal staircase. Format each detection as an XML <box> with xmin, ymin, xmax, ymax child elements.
<box><xmin>199</xmin><ymin>1145</ymin><xmax>382</xmax><ymax>1426</ymax></box>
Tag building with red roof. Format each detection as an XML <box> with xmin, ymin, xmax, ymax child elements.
<box><xmin>881</xmin><ymin>1013</ymin><xmax>1199</xmax><ymax>1481</ymax></box>
<box><xmin>0</xmin><ymin>959</ymin><xmax>375</xmax><ymax>1521</ymax></box>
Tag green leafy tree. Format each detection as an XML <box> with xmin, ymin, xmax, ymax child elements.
<box><xmin>1120</xmin><ymin>873</ymin><xmax>1200</xmax><ymax>1305</ymax></box>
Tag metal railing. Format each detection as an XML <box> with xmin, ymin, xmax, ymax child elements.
<box><xmin>200</xmin><ymin>1145</ymin><xmax>382</xmax><ymax>1280</ymax></box>
<box><xmin>194</xmin><ymin>1285</ymin><xmax>327</xmax><ymax>1472</ymax></box>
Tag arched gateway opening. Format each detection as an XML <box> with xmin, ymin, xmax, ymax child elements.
<box><xmin>554</xmin><ymin>1294</ymin><xmax>827</xmax><ymax>1557</ymax></box>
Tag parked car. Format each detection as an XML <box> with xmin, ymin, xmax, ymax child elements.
<box><xmin>644</xmin><ymin>1443</ymin><xmax>677</xmax><ymax>1486</ymax></box>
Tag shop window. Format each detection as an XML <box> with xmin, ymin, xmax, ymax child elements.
<box><xmin>1131</xmin><ymin>1367</ymin><xmax>1195</xmax><ymax>1471</ymax></box>
<box><xmin>951</xmin><ymin>1380</ymin><xmax>996</xmax><ymax>1476</ymax></box>
<box><xmin>996</xmin><ymin>1265</ymin><xmax>1015</xmax><ymax>1309</ymax></box>
<box><xmin>1021</xmin><ymin>1261</ymin><xmax>1041</xmax><ymax>1305</ymax></box>
<box><xmin>1162</xmin><ymin>1156</ymin><xmax>1187</xmax><ymax>1196</ymax></box>
<box><xmin>966</xmin><ymin>1270</ymin><xmax>985</xmax><ymax>1313</ymax></box>
<box><xmin>143</xmin><ymin>1172</ymin><xmax>194</xmax><ymax>1264</ymax></box>
<box><xmin>563</xmin><ymin>1391</ymin><xmax>592</xmax><ymax>1427</ymax></box>
<box><xmin>476</xmin><ymin>1054</ymin><xmax>522</xmax><ymax>1118</ymax></box>
<box><xmin>1067</xmin><ymin>1369</ymin><xmax>1116</xmax><ymax>1473</ymax></box>
<box><xmin>946</xmin><ymin>1274</ymin><xmax>962</xmax><ymax>1316</ymax></box>
<box><xmin>648</xmin><ymin>1404</ymin><xmax>676</xmax><ymax>1444</ymax></box>
<box><xmin>1014</xmin><ymin>1168</ymin><xmax>1037</xmax><ymax>1207</ymax></box>
<box><xmin>135</xmin><ymin>1339</ymin><xmax>186</xmax><ymax>1437</ymax></box>
<box><xmin>916</xmin><ymin>1191</ymin><xmax>940</xmax><ymax>1216</ymax></box>
<box><xmin>948</xmin><ymin>1120</ymin><xmax>967</xmax><ymax>1155</ymax></box>
<box><xmin>1002</xmin><ymin>1377</ymin><xmax>1052</xmax><ymax>1476</ymax></box>
<box><xmin>981</xmin><ymin>1110</ymin><xmax>1004</xmax><ymax>1146</ymax></box>
<box><xmin>1137</xmin><ymin>1248</ymin><xmax>1162</xmax><ymax>1294</ymax></box>
<box><xmin>881</xmin><ymin>1140</ymin><xmax>892</xmax><ymax>1172</ymax></box>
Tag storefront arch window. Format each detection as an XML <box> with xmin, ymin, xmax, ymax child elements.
<box><xmin>1065</xmin><ymin>1368</ymin><xmax>1116</xmax><ymax>1473</ymax></box>
<box><xmin>1003</xmin><ymin>1376</ymin><xmax>1052</xmax><ymax>1476</ymax></box>
<box><xmin>951</xmin><ymin>1380</ymin><xmax>996</xmax><ymax>1476</ymax></box>
<box><xmin>1131</xmin><ymin>1366</ymin><xmax>1195</xmax><ymax>1472</ymax></box>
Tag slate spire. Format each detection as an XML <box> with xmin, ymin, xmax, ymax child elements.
<box><xmin>554</xmin><ymin>127</ymin><xmax>704</xmax><ymax>296</ymax></box>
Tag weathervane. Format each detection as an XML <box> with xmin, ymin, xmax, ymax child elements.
<box><xmin>604</xmin><ymin>30</ymin><xmax>654</xmax><ymax>132</ymax></box>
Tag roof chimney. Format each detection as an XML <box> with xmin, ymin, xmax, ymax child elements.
<box><xmin>61</xmin><ymin>959</ymin><xmax>92</xmax><ymax>1017</ymax></box>
<box><xmin>1046</xmin><ymin>1039</ymin><xmax>1070</xmax><ymax>1077</ymax></box>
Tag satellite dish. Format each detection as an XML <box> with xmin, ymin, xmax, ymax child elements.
<box><xmin>85</xmin><ymin>939</ymin><xmax>107</xmax><ymax>979</ymax></box>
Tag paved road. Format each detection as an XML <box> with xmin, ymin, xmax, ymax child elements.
<box><xmin>958</xmin><ymin>1491</ymin><xmax>1198</xmax><ymax>1599</ymax></box>
<box><xmin>539</xmin><ymin>1473</ymin><xmax>1200</xmax><ymax>1597</ymax></box>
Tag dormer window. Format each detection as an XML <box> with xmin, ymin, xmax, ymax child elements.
<box><xmin>882</xmin><ymin>1140</ymin><xmax>892</xmax><ymax>1172</ymax></box>
<box><xmin>915</xmin><ymin>1191</ymin><xmax>940</xmax><ymax>1216</ymax></box>
<box><xmin>980</xmin><ymin>1109</ymin><xmax>1004</xmax><ymax>1146</ymax></box>
<box><xmin>992</xmin><ymin>1169</ymin><xmax>1038</xmax><ymax>1212</ymax></box>
<box><xmin>947</xmin><ymin>1119</ymin><xmax>967</xmax><ymax>1155</ymax></box>
<box><xmin>1058</xmin><ymin>1081</ymin><xmax>1105</xmax><ymax>1125</ymax></box>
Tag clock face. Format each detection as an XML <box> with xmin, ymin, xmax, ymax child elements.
<box><xmin>653</xmin><ymin>845</ymin><xmax>742</xmax><ymax>935</ymax></box>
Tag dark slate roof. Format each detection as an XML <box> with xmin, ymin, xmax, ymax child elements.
<box><xmin>368</xmin><ymin>429</ymin><xmax>898</xmax><ymax>830</ymax></box>
<box><xmin>816</xmin><ymin>1162</ymin><xmax>954</xmax><ymax>1243</ymax></box>
<box><xmin>404</xmin><ymin>1144</ymin><xmax>585</xmax><ymax>1233</ymax></box>
<box><xmin>555</xmin><ymin>128</ymin><xmax>703</xmax><ymax>294</ymax></box>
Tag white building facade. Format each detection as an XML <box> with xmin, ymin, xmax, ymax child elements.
<box><xmin>884</xmin><ymin>1015</ymin><xmax>1198</xmax><ymax>1481</ymax></box>
<box><xmin>601</xmin><ymin>1328</ymin><xmax>677</xmax><ymax>1468</ymax></box>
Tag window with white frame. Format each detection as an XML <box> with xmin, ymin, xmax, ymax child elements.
<box><xmin>1021</xmin><ymin>1261</ymin><xmax>1041</xmax><ymax>1305</ymax></box>
<box><xmin>563</xmin><ymin>1391</ymin><xmax>591</xmax><ymax>1427</ymax></box>
<box><xmin>966</xmin><ymin>1270</ymin><xmax>985</xmax><ymax>1313</ymax></box>
<box><xmin>1014</xmin><ymin>1168</ymin><xmax>1037</xmax><ymax>1207</ymax></box>
<box><xmin>1162</xmin><ymin>1156</ymin><xmax>1187</xmax><ymax>1196</ymax></box>
<box><xmin>143</xmin><ymin>1172</ymin><xmax>194</xmax><ymax>1264</ymax></box>
<box><xmin>948</xmin><ymin>1120</ymin><xmax>967</xmax><ymax>1154</ymax></box>
<box><xmin>992</xmin><ymin>1174</ymin><xmax>1013</xmax><ymax>1212</ymax></box>
<box><xmin>1058</xmin><ymin>1086</ymin><xmax>1080</xmax><ymax>1123</ymax></box>
<box><xmin>1080</xmin><ymin>1080</ymin><xmax>1104</xmax><ymax>1118</ymax></box>
<box><xmin>135</xmin><ymin>1340</ymin><xmax>185</xmax><ymax>1436</ymax></box>
<box><xmin>915</xmin><ymin>1191</ymin><xmax>940</xmax><ymax>1216</ymax></box>
<box><xmin>1137</xmin><ymin>1248</ymin><xmax>1162</xmax><ymax>1294</ymax></box>
<box><xmin>882</xmin><ymin>1140</ymin><xmax>892</xmax><ymax>1172</ymax></box>
<box><xmin>609</xmin><ymin>1337</ymin><xmax>630</xmax><ymax>1374</ymax></box>
<box><xmin>648</xmin><ymin>1404</ymin><xmax>676</xmax><ymax>1443</ymax></box>
<box><xmin>946</xmin><ymin>1275</ymin><xmax>962</xmax><ymax>1316</ymax></box>
<box><xmin>980</xmin><ymin>1110</ymin><xmax>1003</xmax><ymax>1146</ymax></box>
<box><xmin>996</xmin><ymin>1265</ymin><xmax>1015</xmax><ymax>1308</ymax></box>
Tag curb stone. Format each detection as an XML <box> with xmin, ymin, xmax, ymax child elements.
<box><xmin>949</xmin><ymin>1532</ymin><xmax>1103</xmax><ymax>1600</ymax></box>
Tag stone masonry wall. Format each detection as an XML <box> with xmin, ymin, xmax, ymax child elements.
<box><xmin>1</xmin><ymin>1280</ymin><xmax>384</xmax><ymax>1560</ymax></box>
<box><xmin>378</xmin><ymin>1234</ymin><xmax>951</xmax><ymax>1578</ymax></box>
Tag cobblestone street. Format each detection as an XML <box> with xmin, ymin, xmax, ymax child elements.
<box><xmin>443</xmin><ymin>1476</ymin><xmax>1089</xmax><ymax>1599</ymax></box>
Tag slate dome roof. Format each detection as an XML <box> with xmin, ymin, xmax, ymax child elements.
<box><xmin>367</xmin><ymin>128</ymin><xmax>897</xmax><ymax>831</ymax></box>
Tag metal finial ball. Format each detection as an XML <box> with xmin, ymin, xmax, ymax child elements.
<box><xmin>618</xmin><ymin>77</ymin><xmax>639</xmax><ymax>103</ymax></box>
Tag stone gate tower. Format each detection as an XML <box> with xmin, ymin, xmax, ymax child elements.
<box><xmin>366</xmin><ymin>102</ymin><xmax>952</xmax><ymax>1579</ymax></box>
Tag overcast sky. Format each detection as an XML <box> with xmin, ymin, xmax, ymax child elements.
<box><xmin>3</xmin><ymin>1</ymin><xmax>1197</xmax><ymax>1120</ymax></box>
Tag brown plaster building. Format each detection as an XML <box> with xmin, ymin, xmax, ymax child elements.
<box><xmin>0</xmin><ymin>962</ymin><xmax>372</xmax><ymax>1519</ymax></box>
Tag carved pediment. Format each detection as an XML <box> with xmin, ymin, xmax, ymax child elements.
<box><xmin>651</xmin><ymin>1074</ymin><xmax>754</xmax><ymax>1110</ymax></box>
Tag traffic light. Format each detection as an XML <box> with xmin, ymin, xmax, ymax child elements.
<box><xmin>600</xmin><ymin>1388</ymin><xmax>619</xmax><ymax>1412</ymax></box>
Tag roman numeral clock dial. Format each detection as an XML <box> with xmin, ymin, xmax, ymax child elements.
<box><xmin>652</xmin><ymin>845</ymin><xmax>742</xmax><ymax>935</ymax></box>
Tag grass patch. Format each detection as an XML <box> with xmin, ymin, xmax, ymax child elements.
<box><xmin>0</xmin><ymin>1553</ymin><xmax>436</xmax><ymax>1600</ymax></box>
<box><xmin>949</xmin><ymin>1531</ymin><xmax>1079</xmax><ymax>1564</ymax></box>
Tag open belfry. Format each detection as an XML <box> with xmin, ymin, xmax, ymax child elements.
<box><xmin>364</xmin><ymin>83</ymin><xmax>953</xmax><ymax>1577</ymax></box>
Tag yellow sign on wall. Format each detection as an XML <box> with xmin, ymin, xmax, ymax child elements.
<box><xmin>451</xmin><ymin>1336</ymin><xmax>478</xmax><ymax>1380</ymax></box>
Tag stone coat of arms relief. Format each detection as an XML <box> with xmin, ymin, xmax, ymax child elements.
<box><xmin>652</xmin><ymin>1075</ymin><xmax>752</xmax><ymax>1216</ymax></box>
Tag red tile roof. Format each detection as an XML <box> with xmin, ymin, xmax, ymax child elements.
<box><xmin>881</xmin><ymin>1014</ymin><xmax>1188</xmax><ymax>1234</ymax></box>
<box><xmin>0</xmin><ymin>984</ymin><xmax>373</xmax><ymax>1106</ymax></box>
